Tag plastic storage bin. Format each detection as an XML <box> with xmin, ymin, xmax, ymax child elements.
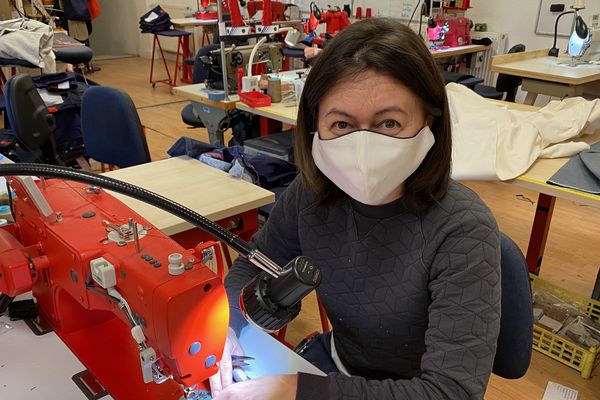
<box><xmin>239</xmin><ymin>91</ymin><xmax>271</xmax><ymax>108</ymax></box>
<box><xmin>530</xmin><ymin>274</ymin><xmax>600</xmax><ymax>379</ymax></box>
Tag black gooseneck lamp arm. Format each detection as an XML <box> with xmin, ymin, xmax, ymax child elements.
<box><xmin>549</xmin><ymin>10</ymin><xmax>576</xmax><ymax>56</ymax></box>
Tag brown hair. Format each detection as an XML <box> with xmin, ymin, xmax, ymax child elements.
<box><xmin>295</xmin><ymin>18</ymin><xmax>451</xmax><ymax>210</ymax></box>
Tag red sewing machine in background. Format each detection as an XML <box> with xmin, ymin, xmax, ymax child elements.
<box><xmin>427</xmin><ymin>14</ymin><xmax>472</xmax><ymax>47</ymax></box>
<box><xmin>427</xmin><ymin>0</ymin><xmax>472</xmax><ymax>47</ymax></box>
<box><xmin>305</xmin><ymin>3</ymin><xmax>351</xmax><ymax>34</ymax></box>
<box><xmin>247</xmin><ymin>0</ymin><xmax>286</xmax><ymax>22</ymax></box>
<box><xmin>303</xmin><ymin>2</ymin><xmax>350</xmax><ymax>46</ymax></box>
<box><xmin>195</xmin><ymin>0</ymin><xmax>220</xmax><ymax>20</ymax></box>
<box><xmin>0</xmin><ymin>173</ymin><xmax>228</xmax><ymax>399</ymax></box>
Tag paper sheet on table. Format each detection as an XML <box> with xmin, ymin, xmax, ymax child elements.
<box><xmin>542</xmin><ymin>381</ymin><xmax>578</xmax><ymax>400</ymax></box>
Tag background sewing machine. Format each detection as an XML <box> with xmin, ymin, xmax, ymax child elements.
<box><xmin>568</xmin><ymin>22</ymin><xmax>600</xmax><ymax>62</ymax></box>
<box><xmin>202</xmin><ymin>42</ymin><xmax>283</xmax><ymax>93</ymax></box>
<box><xmin>426</xmin><ymin>0</ymin><xmax>473</xmax><ymax>48</ymax></box>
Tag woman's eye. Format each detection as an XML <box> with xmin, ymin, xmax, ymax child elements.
<box><xmin>382</xmin><ymin>120</ymin><xmax>399</xmax><ymax>129</ymax></box>
<box><xmin>333</xmin><ymin>121</ymin><xmax>350</xmax><ymax>130</ymax></box>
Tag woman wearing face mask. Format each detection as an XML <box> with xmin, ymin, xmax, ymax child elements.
<box><xmin>211</xmin><ymin>18</ymin><xmax>501</xmax><ymax>400</ymax></box>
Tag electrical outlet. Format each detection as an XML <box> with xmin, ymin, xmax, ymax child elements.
<box><xmin>589</xmin><ymin>14</ymin><xmax>600</xmax><ymax>29</ymax></box>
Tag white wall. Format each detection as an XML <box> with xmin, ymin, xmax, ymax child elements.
<box><xmin>89</xmin><ymin>0</ymin><xmax>196</xmax><ymax>58</ymax></box>
<box><xmin>89</xmin><ymin>0</ymin><xmax>148</xmax><ymax>57</ymax></box>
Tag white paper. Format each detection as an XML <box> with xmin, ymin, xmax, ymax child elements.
<box><xmin>542</xmin><ymin>382</ymin><xmax>579</xmax><ymax>400</ymax></box>
<box><xmin>38</xmin><ymin>89</ymin><xmax>64</xmax><ymax>106</ymax></box>
<box><xmin>145</xmin><ymin>11</ymin><xmax>159</xmax><ymax>23</ymax></box>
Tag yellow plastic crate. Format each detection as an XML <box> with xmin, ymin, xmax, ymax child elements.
<box><xmin>530</xmin><ymin>274</ymin><xmax>600</xmax><ymax>379</ymax></box>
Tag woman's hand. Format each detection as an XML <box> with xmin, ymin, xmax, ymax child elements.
<box><xmin>213</xmin><ymin>374</ymin><xmax>298</xmax><ymax>400</ymax></box>
<box><xmin>209</xmin><ymin>328</ymin><xmax>246</xmax><ymax>398</ymax></box>
<box><xmin>304</xmin><ymin>47</ymin><xmax>322</xmax><ymax>60</ymax></box>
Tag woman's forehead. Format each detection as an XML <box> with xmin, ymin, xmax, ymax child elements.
<box><xmin>318</xmin><ymin>71</ymin><xmax>424</xmax><ymax>118</ymax></box>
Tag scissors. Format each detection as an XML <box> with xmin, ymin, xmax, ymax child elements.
<box><xmin>231</xmin><ymin>354</ymin><xmax>254</xmax><ymax>368</ymax></box>
<box><xmin>231</xmin><ymin>355</ymin><xmax>254</xmax><ymax>382</ymax></box>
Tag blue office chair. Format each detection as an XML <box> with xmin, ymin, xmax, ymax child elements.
<box><xmin>492</xmin><ymin>233</ymin><xmax>533</xmax><ymax>378</ymax></box>
<box><xmin>81</xmin><ymin>87</ymin><xmax>151</xmax><ymax>169</ymax></box>
<box><xmin>474</xmin><ymin>44</ymin><xmax>526</xmax><ymax>102</ymax></box>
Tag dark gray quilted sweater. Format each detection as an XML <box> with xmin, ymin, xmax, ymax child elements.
<box><xmin>225</xmin><ymin>177</ymin><xmax>501</xmax><ymax>400</ymax></box>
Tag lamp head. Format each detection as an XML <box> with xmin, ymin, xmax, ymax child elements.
<box><xmin>568</xmin><ymin>16</ymin><xmax>591</xmax><ymax>57</ymax></box>
<box><xmin>575</xmin><ymin>14</ymin><xmax>589</xmax><ymax>38</ymax></box>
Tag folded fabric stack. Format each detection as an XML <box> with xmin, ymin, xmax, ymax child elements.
<box><xmin>139</xmin><ymin>6</ymin><xmax>172</xmax><ymax>33</ymax></box>
<box><xmin>167</xmin><ymin>137</ymin><xmax>297</xmax><ymax>190</ymax></box>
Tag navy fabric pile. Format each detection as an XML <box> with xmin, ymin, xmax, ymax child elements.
<box><xmin>168</xmin><ymin>136</ymin><xmax>297</xmax><ymax>190</ymax></box>
<box><xmin>32</xmin><ymin>72</ymin><xmax>98</xmax><ymax>164</ymax></box>
<box><xmin>139</xmin><ymin>6</ymin><xmax>172</xmax><ymax>33</ymax></box>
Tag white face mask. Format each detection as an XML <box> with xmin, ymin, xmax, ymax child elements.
<box><xmin>312</xmin><ymin>127</ymin><xmax>435</xmax><ymax>205</ymax></box>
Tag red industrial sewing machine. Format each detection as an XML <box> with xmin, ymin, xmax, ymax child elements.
<box><xmin>195</xmin><ymin>0</ymin><xmax>219</xmax><ymax>20</ymax></box>
<box><xmin>0</xmin><ymin>172</ymin><xmax>228</xmax><ymax>399</ymax></box>
<box><xmin>304</xmin><ymin>2</ymin><xmax>350</xmax><ymax>35</ymax></box>
<box><xmin>247</xmin><ymin>1</ymin><xmax>286</xmax><ymax>22</ymax></box>
<box><xmin>0</xmin><ymin>159</ymin><xmax>321</xmax><ymax>400</ymax></box>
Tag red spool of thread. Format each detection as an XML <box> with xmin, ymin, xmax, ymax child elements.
<box><xmin>365</xmin><ymin>7</ymin><xmax>372</xmax><ymax>18</ymax></box>
<box><xmin>355</xmin><ymin>6</ymin><xmax>362</xmax><ymax>19</ymax></box>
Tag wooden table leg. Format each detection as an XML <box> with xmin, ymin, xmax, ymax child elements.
<box><xmin>524</xmin><ymin>91</ymin><xmax>538</xmax><ymax>105</ymax></box>
<box><xmin>181</xmin><ymin>34</ymin><xmax>193</xmax><ymax>84</ymax></box>
<box><xmin>526</xmin><ymin>193</ymin><xmax>556</xmax><ymax>274</ymax></box>
<box><xmin>260</xmin><ymin>116</ymin><xmax>282</xmax><ymax>136</ymax></box>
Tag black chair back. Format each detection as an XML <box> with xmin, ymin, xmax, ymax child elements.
<box><xmin>496</xmin><ymin>44</ymin><xmax>526</xmax><ymax>102</ymax></box>
<box><xmin>4</xmin><ymin>74</ymin><xmax>55</xmax><ymax>151</ymax></box>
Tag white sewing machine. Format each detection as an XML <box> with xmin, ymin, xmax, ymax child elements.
<box><xmin>568</xmin><ymin>10</ymin><xmax>600</xmax><ymax>62</ymax></box>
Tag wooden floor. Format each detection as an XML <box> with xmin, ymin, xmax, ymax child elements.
<box><xmin>88</xmin><ymin>57</ymin><xmax>600</xmax><ymax>399</ymax></box>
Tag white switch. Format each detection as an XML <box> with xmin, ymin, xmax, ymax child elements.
<box><xmin>90</xmin><ymin>257</ymin><xmax>116</xmax><ymax>289</ymax></box>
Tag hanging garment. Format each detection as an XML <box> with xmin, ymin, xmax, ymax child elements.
<box><xmin>447</xmin><ymin>83</ymin><xmax>600</xmax><ymax>180</ymax></box>
<box><xmin>0</xmin><ymin>18</ymin><xmax>55</xmax><ymax>72</ymax></box>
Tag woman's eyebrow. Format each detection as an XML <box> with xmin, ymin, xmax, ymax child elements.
<box><xmin>324</xmin><ymin>108</ymin><xmax>354</xmax><ymax>119</ymax></box>
<box><xmin>374</xmin><ymin>106</ymin><xmax>408</xmax><ymax>117</ymax></box>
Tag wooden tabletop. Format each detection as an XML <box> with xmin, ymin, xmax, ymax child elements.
<box><xmin>430</xmin><ymin>44</ymin><xmax>490</xmax><ymax>59</ymax></box>
<box><xmin>173</xmin><ymin>84</ymin><xmax>240</xmax><ymax>110</ymax></box>
<box><xmin>497</xmin><ymin>99</ymin><xmax>600</xmax><ymax>206</ymax></box>
<box><xmin>512</xmin><ymin>132</ymin><xmax>600</xmax><ymax>207</ymax></box>
<box><xmin>492</xmin><ymin>52</ymin><xmax>600</xmax><ymax>85</ymax></box>
<box><xmin>237</xmin><ymin>101</ymin><xmax>298</xmax><ymax>125</ymax></box>
<box><xmin>102</xmin><ymin>156</ymin><xmax>275</xmax><ymax>236</ymax></box>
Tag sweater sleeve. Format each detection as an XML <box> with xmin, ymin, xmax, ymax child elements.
<box><xmin>296</xmin><ymin>198</ymin><xmax>501</xmax><ymax>400</ymax></box>
<box><xmin>224</xmin><ymin>179</ymin><xmax>304</xmax><ymax>336</ymax></box>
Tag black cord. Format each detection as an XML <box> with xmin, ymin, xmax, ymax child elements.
<box><xmin>6</xmin><ymin>181</ymin><xmax>15</xmax><ymax>223</ymax></box>
<box><xmin>418</xmin><ymin>3</ymin><xmax>426</xmax><ymax>38</ymax></box>
<box><xmin>408</xmin><ymin>0</ymin><xmax>422</xmax><ymax>25</ymax></box>
<box><xmin>0</xmin><ymin>163</ymin><xmax>253</xmax><ymax>256</ymax></box>
<box><xmin>10</xmin><ymin>0</ymin><xmax>25</xmax><ymax>18</ymax></box>
<box><xmin>550</xmin><ymin>10</ymin><xmax>575</xmax><ymax>55</ymax></box>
